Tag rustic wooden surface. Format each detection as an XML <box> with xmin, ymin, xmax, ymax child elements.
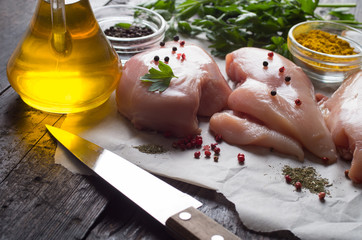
<box><xmin>0</xmin><ymin>0</ymin><xmax>360</xmax><ymax>240</ymax></box>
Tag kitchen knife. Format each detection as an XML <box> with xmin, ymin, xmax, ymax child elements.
<box><xmin>46</xmin><ymin>125</ymin><xmax>241</xmax><ymax>240</ymax></box>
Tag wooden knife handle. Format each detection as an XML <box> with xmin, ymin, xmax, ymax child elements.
<box><xmin>166</xmin><ymin>206</ymin><xmax>241</xmax><ymax>240</ymax></box>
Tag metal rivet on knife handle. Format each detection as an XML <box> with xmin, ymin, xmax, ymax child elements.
<box><xmin>166</xmin><ymin>207</ymin><xmax>241</xmax><ymax>240</ymax></box>
<box><xmin>211</xmin><ymin>235</ymin><xmax>224</xmax><ymax>240</ymax></box>
<box><xmin>179</xmin><ymin>211</ymin><xmax>192</xmax><ymax>221</ymax></box>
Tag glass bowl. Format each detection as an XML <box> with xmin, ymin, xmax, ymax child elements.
<box><xmin>288</xmin><ymin>21</ymin><xmax>362</xmax><ymax>84</ymax></box>
<box><xmin>94</xmin><ymin>5</ymin><xmax>166</xmax><ymax>62</ymax></box>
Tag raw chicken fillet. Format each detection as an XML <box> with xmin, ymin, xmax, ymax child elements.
<box><xmin>210</xmin><ymin>47</ymin><xmax>337</xmax><ymax>162</ymax></box>
<box><xmin>116</xmin><ymin>42</ymin><xmax>231</xmax><ymax>137</ymax></box>
<box><xmin>320</xmin><ymin>71</ymin><xmax>362</xmax><ymax>183</ymax></box>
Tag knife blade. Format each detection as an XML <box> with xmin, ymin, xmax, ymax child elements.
<box><xmin>46</xmin><ymin>125</ymin><xmax>240</xmax><ymax>240</ymax></box>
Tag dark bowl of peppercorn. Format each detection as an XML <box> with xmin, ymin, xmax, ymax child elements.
<box><xmin>94</xmin><ymin>5</ymin><xmax>166</xmax><ymax>62</ymax></box>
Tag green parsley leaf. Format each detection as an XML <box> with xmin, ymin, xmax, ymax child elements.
<box><xmin>140</xmin><ymin>61</ymin><xmax>178</xmax><ymax>92</ymax></box>
<box><xmin>115</xmin><ymin>23</ymin><xmax>132</xmax><ymax>29</ymax></box>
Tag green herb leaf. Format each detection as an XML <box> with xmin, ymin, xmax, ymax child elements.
<box><xmin>140</xmin><ymin>61</ymin><xmax>177</xmax><ymax>92</ymax></box>
<box><xmin>115</xmin><ymin>23</ymin><xmax>132</xmax><ymax>29</ymax></box>
<box><xmin>140</xmin><ymin>0</ymin><xmax>361</xmax><ymax>58</ymax></box>
<box><xmin>298</xmin><ymin>0</ymin><xmax>319</xmax><ymax>16</ymax></box>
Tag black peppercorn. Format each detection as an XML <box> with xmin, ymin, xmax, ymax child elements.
<box><xmin>173</xmin><ymin>35</ymin><xmax>179</xmax><ymax>41</ymax></box>
<box><xmin>270</xmin><ymin>90</ymin><xmax>277</xmax><ymax>96</ymax></box>
<box><xmin>263</xmin><ymin>61</ymin><xmax>268</xmax><ymax>67</ymax></box>
<box><xmin>164</xmin><ymin>56</ymin><xmax>170</xmax><ymax>62</ymax></box>
<box><xmin>104</xmin><ymin>25</ymin><xmax>154</xmax><ymax>38</ymax></box>
<box><xmin>160</xmin><ymin>41</ymin><xmax>165</xmax><ymax>47</ymax></box>
<box><xmin>285</xmin><ymin>76</ymin><xmax>291</xmax><ymax>82</ymax></box>
<box><xmin>154</xmin><ymin>55</ymin><xmax>160</xmax><ymax>62</ymax></box>
<box><xmin>172</xmin><ymin>46</ymin><xmax>177</xmax><ymax>52</ymax></box>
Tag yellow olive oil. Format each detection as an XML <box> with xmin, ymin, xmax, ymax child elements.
<box><xmin>7</xmin><ymin>0</ymin><xmax>122</xmax><ymax>113</ymax></box>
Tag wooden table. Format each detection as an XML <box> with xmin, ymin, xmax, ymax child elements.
<box><xmin>0</xmin><ymin>0</ymin><xmax>359</xmax><ymax>239</ymax></box>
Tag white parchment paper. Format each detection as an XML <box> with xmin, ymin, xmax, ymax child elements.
<box><xmin>54</xmin><ymin>36</ymin><xmax>362</xmax><ymax>239</ymax></box>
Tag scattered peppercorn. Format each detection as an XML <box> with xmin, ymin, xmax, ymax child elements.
<box><xmin>154</xmin><ymin>55</ymin><xmax>160</xmax><ymax>62</ymax></box>
<box><xmin>263</xmin><ymin>61</ymin><xmax>269</xmax><ymax>67</ymax></box>
<box><xmin>195</xmin><ymin>136</ymin><xmax>203</xmax><ymax>146</ymax></box>
<box><xmin>318</xmin><ymin>192</ymin><xmax>326</xmax><ymax>201</ymax></box>
<box><xmin>214</xmin><ymin>156</ymin><xmax>219</xmax><ymax>162</ymax></box>
<box><xmin>271</xmin><ymin>90</ymin><xmax>277</xmax><ymax>96</ymax></box>
<box><xmin>295</xmin><ymin>181</ymin><xmax>302</xmax><ymax>191</ymax></box>
<box><xmin>211</xmin><ymin>143</ymin><xmax>218</xmax><ymax>150</ymax></box>
<box><xmin>205</xmin><ymin>150</ymin><xmax>211</xmax><ymax>158</ymax></box>
<box><xmin>279</xmin><ymin>66</ymin><xmax>285</xmax><ymax>73</ymax></box>
<box><xmin>344</xmin><ymin>169</ymin><xmax>350</xmax><ymax>178</ymax></box>
<box><xmin>214</xmin><ymin>147</ymin><xmax>220</xmax><ymax>155</ymax></box>
<box><xmin>164</xmin><ymin>56</ymin><xmax>170</xmax><ymax>63</ymax></box>
<box><xmin>160</xmin><ymin>41</ymin><xmax>165</xmax><ymax>47</ymax></box>
<box><xmin>237</xmin><ymin>153</ymin><xmax>245</xmax><ymax>164</ymax></box>
<box><xmin>194</xmin><ymin>151</ymin><xmax>201</xmax><ymax>159</ymax></box>
<box><xmin>285</xmin><ymin>175</ymin><xmax>292</xmax><ymax>183</ymax></box>
<box><xmin>268</xmin><ymin>52</ymin><xmax>274</xmax><ymax>58</ymax></box>
<box><xmin>181</xmin><ymin>53</ymin><xmax>186</xmax><ymax>60</ymax></box>
<box><xmin>295</xmin><ymin>99</ymin><xmax>302</xmax><ymax>106</ymax></box>
<box><xmin>180</xmin><ymin>40</ymin><xmax>185</xmax><ymax>46</ymax></box>
<box><xmin>285</xmin><ymin>76</ymin><xmax>291</xmax><ymax>82</ymax></box>
<box><xmin>173</xmin><ymin>35</ymin><xmax>180</xmax><ymax>41</ymax></box>
<box><xmin>215</xmin><ymin>134</ymin><xmax>223</xmax><ymax>142</ymax></box>
<box><xmin>172</xmin><ymin>46</ymin><xmax>177</xmax><ymax>52</ymax></box>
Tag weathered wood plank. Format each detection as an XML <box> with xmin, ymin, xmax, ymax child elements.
<box><xmin>0</xmin><ymin>88</ymin><xmax>63</xmax><ymax>182</ymax></box>
<box><xmin>0</xmin><ymin>121</ymin><xmax>108</xmax><ymax>240</ymax></box>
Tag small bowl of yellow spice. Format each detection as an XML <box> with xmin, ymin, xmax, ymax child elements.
<box><xmin>288</xmin><ymin>21</ymin><xmax>362</xmax><ymax>84</ymax></box>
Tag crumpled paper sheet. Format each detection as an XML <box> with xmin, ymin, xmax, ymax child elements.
<box><xmin>54</xmin><ymin>38</ymin><xmax>362</xmax><ymax>239</ymax></box>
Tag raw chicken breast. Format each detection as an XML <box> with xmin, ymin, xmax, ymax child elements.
<box><xmin>210</xmin><ymin>111</ymin><xmax>304</xmax><ymax>160</ymax></box>
<box><xmin>116</xmin><ymin>42</ymin><xmax>231</xmax><ymax>137</ymax></box>
<box><xmin>216</xmin><ymin>47</ymin><xmax>337</xmax><ymax>162</ymax></box>
<box><xmin>320</xmin><ymin>71</ymin><xmax>362</xmax><ymax>183</ymax></box>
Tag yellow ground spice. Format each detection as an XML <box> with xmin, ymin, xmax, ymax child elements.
<box><xmin>295</xmin><ymin>29</ymin><xmax>356</xmax><ymax>55</ymax></box>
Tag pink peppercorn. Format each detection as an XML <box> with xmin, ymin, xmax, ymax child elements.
<box><xmin>285</xmin><ymin>175</ymin><xmax>292</xmax><ymax>183</ymax></box>
<box><xmin>181</xmin><ymin>53</ymin><xmax>186</xmax><ymax>60</ymax></box>
<box><xmin>215</xmin><ymin>134</ymin><xmax>223</xmax><ymax>142</ymax></box>
<box><xmin>295</xmin><ymin>182</ymin><xmax>302</xmax><ymax>191</ymax></box>
<box><xmin>237</xmin><ymin>153</ymin><xmax>245</xmax><ymax>164</ymax></box>
<box><xmin>344</xmin><ymin>169</ymin><xmax>350</xmax><ymax>178</ymax></box>
<box><xmin>318</xmin><ymin>192</ymin><xmax>326</xmax><ymax>201</ymax></box>
<box><xmin>211</xmin><ymin>143</ymin><xmax>218</xmax><ymax>150</ymax></box>
<box><xmin>194</xmin><ymin>151</ymin><xmax>201</xmax><ymax>159</ymax></box>
<box><xmin>214</xmin><ymin>147</ymin><xmax>220</xmax><ymax>155</ymax></box>
<box><xmin>205</xmin><ymin>150</ymin><xmax>211</xmax><ymax>158</ymax></box>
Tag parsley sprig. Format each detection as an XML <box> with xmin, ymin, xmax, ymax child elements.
<box><xmin>140</xmin><ymin>0</ymin><xmax>361</xmax><ymax>58</ymax></box>
<box><xmin>140</xmin><ymin>61</ymin><xmax>178</xmax><ymax>92</ymax></box>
